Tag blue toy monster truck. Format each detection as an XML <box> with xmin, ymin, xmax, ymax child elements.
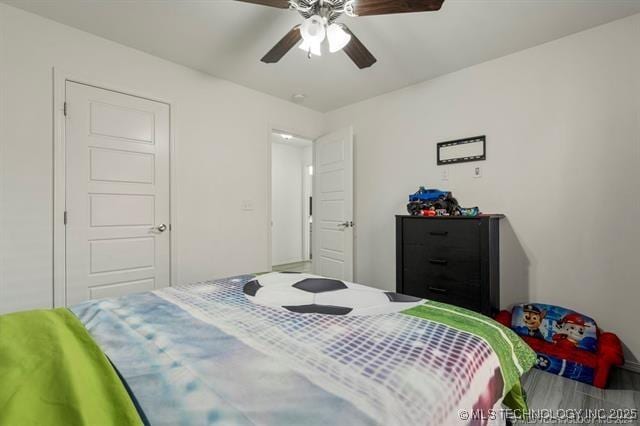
<box><xmin>407</xmin><ymin>186</ymin><xmax>480</xmax><ymax>216</ymax></box>
<box><xmin>408</xmin><ymin>187</ymin><xmax>450</xmax><ymax>204</ymax></box>
<box><xmin>407</xmin><ymin>187</ymin><xmax>456</xmax><ymax>216</ymax></box>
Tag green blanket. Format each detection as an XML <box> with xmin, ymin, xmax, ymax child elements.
<box><xmin>403</xmin><ymin>301</ymin><xmax>537</xmax><ymax>413</ymax></box>
<box><xmin>0</xmin><ymin>308</ymin><xmax>141</xmax><ymax>426</ymax></box>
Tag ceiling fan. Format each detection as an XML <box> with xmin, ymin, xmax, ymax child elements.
<box><xmin>237</xmin><ymin>0</ymin><xmax>445</xmax><ymax>69</ymax></box>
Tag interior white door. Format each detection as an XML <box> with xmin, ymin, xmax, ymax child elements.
<box><xmin>65</xmin><ymin>82</ymin><xmax>171</xmax><ymax>305</ymax></box>
<box><xmin>312</xmin><ymin>127</ymin><xmax>354</xmax><ymax>281</ymax></box>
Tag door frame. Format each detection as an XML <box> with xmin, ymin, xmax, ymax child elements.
<box><xmin>301</xmin><ymin>161</ymin><xmax>313</xmax><ymax>262</ymax></box>
<box><xmin>52</xmin><ymin>67</ymin><xmax>178</xmax><ymax>307</ymax></box>
<box><xmin>266</xmin><ymin>125</ymin><xmax>315</xmax><ymax>271</ymax></box>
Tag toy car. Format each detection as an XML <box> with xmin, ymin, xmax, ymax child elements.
<box><xmin>406</xmin><ymin>186</ymin><xmax>480</xmax><ymax>217</ymax></box>
<box><xmin>408</xmin><ymin>187</ymin><xmax>450</xmax><ymax>203</ymax></box>
<box><xmin>407</xmin><ymin>187</ymin><xmax>458</xmax><ymax>216</ymax></box>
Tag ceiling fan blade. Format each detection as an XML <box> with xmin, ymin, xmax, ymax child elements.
<box><xmin>351</xmin><ymin>0</ymin><xmax>444</xmax><ymax>16</ymax></box>
<box><xmin>342</xmin><ymin>26</ymin><xmax>377</xmax><ymax>69</ymax></box>
<box><xmin>261</xmin><ymin>26</ymin><xmax>302</xmax><ymax>63</ymax></box>
<box><xmin>235</xmin><ymin>0</ymin><xmax>290</xmax><ymax>8</ymax></box>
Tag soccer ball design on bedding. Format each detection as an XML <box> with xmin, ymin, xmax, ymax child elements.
<box><xmin>243</xmin><ymin>272</ymin><xmax>423</xmax><ymax>316</ymax></box>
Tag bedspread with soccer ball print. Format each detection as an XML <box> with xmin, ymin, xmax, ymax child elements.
<box><xmin>72</xmin><ymin>272</ymin><xmax>535</xmax><ymax>426</ymax></box>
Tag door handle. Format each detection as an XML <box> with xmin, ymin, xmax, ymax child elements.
<box><xmin>155</xmin><ymin>224</ymin><xmax>168</xmax><ymax>233</ymax></box>
<box><xmin>338</xmin><ymin>221</ymin><xmax>354</xmax><ymax>229</ymax></box>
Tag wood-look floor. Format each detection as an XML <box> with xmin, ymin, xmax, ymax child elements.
<box><xmin>521</xmin><ymin>367</ymin><xmax>640</xmax><ymax>425</ymax></box>
<box><xmin>272</xmin><ymin>261</ymin><xmax>312</xmax><ymax>273</ymax></box>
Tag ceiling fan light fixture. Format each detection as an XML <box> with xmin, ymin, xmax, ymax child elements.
<box><xmin>298</xmin><ymin>39</ymin><xmax>322</xmax><ymax>56</ymax></box>
<box><xmin>300</xmin><ymin>15</ymin><xmax>326</xmax><ymax>44</ymax></box>
<box><xmin>327</xmin><ymin>23</ymin><xmax>351</xmax><ymax>53</ymax></box>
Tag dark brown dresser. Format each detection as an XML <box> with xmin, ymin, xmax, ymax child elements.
<box><xmin>396</xmin><ymin>214</ymin><xmax>504</xmax><ymax>316</ymax></box>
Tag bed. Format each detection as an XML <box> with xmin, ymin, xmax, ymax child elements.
<box><xmin>0</xmin><ymin>272</ymin><xmax>535</xmax><ymax>425</ymax></box>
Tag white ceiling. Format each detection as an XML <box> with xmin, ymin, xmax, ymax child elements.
<box><xmin>5</xmin><ymin>0</ymin><xmax>640</xmax><ymax>111</ymax></box>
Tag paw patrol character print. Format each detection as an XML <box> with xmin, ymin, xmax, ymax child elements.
<box><xmin>536</xmin><ymin>354</ymin><xmax>551</xmax><ymax>370</ymax></box>
<box><xmin>553</xmin><ymin>313</ymin><xmax>587</xmax><ymax>347</ymax></box>
<box><xmin>522</xmin><ymin>304</ymin><xmax>546</xmax><ymax>339</ymax></box>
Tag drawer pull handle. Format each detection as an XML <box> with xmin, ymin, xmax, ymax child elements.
<box><xmin>429</xmin><ymin>258</ymin><xmax>448</xmax><ymax>265</ymax></box>
<box><xmin>428</xmin><ymin>287</ymin><xmax>448</xmax><ymax>294</ymax></box>
<box><xmin>429</xmin><ymin>231</ymin><xmax>448</xmax><ymax>236</ymax></box>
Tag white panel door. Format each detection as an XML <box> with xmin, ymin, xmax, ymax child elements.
<box><xmin>312</xmin><ymin>127</ymin><xmax>353</xmax><ymax>281</ymax></box>
<box><xmin>65</xmin><ymin>82</ymin><xmax>170</xmax><ymax>305</ymax></box>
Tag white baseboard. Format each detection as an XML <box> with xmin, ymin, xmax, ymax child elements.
<box><xmin>621</xmin><ymin>360</ymin><xmax>640</xmax><ymax>374</ymax></box>
<box><xmin>272</xmin><ymin>257</ymin><xmax>304</xmax><ymax>267</ymax></box>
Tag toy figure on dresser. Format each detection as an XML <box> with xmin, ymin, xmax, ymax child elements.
<box><xmin>406</xmin><ymin>187</ymin><xmax>480</xmax><ymax>217</ymax></box>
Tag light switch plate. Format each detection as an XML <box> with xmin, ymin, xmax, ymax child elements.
<box><xmin>473</xmin><ymin>166</ymin><xmax>482</xmax><ymax>178</ymax></box>
<box><xmin>441</xmin><ymin>167</ymin><xmax>449</xmax><ymax>181</ymax></box>
<box><xmin>241</xmin><ymin>200</ymin><xmax>255</xmax><ymax>211</ymax></box>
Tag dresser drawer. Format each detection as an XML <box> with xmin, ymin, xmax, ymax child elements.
<box><xmin>403</xmin><ymin>274</ymin><xmax>481</xmax><ymax>311</ymax></box>
<box><xmin>425</xmin><ymin>287</ymin><xmax>481</xmax><ymax>312</ymax></box>
<box><xmin>401</xmin><ymin>218</ymin><xmax>480</xmax><ymax>249</ymax></box>
<box><xmin>402</xmin><ymin>244</ymin><xmax>480</xmax><ymax>284</ymax></box>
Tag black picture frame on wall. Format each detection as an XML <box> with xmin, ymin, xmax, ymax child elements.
<box><xmin>437</xmin><ymin>135</ymin><xmax>486</xmax><ymax>165</ymax></box>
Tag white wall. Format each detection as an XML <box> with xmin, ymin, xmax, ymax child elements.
<box><xmin>325</xmin><ymin>14</ymin><xmax>640</xmax><ymax>365</ymax></box>
<box><xmin>0</xmin><ymin>3</ymin><xmax>324</xmax><ymax>313</ymax></box>
<box><xmin>271</xmin><ymin>140</ymin><xmax>305</xmax><ymax>265</ymax></box>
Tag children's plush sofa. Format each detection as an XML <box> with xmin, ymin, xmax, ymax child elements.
<box><xmin>495</xmin><ymin>303</ymin><xmax>623</xmax><ymax>388</ymax></box>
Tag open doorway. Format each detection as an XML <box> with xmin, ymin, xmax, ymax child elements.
<box><xmin>271</xmin><ymin>131</ymin><xmax>313</xmax><ymax>273</ymax></box>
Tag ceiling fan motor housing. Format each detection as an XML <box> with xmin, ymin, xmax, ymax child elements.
<box><xmin>290</xmin><ymin>0</ymin><xmax>355</xmax><ymax>23</ymax></box>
